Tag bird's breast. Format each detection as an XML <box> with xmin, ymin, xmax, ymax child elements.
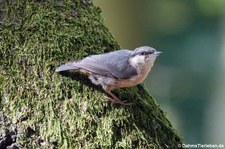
<box><xmin>117</xmin><ymin>62</ymin><xmax>153</xmax><ymax>88</ymax></box>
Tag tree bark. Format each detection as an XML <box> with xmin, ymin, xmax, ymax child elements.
<box><xmin>0</xmin><ymin>0</ymin><xmax>183</xmax><ymax>148</ymax></box>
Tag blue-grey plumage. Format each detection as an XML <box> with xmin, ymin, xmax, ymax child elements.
<box><xmin>56</xmin><ymin>50</ymin><xmax>137</xmax><ymax>79</ymax></box>
<box><xmin>56</xmin><ymin>46</ymin><xmax>161</xmax><ymax>105</ymax></box>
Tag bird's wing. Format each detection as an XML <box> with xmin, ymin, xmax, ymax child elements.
<box><xmin>68</xmin><ymin>50</ymin><xmax>138</xmax><ymax>79</ymax></box>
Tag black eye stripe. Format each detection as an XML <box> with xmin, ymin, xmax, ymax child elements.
<box><xmin>137</xmin><ymin>51</ymin><xmax>154</xmax><ymax>55</ymax></box>
<box><xmin>138</xmin><ymin>51</ymin><xmax>146</xmax><ymax>55</ymax></box>
<box><xmin>130</xmin><ymin>50</ymin><xmax>155</xmax><ymax>57</ymax></box>
<box><xmin>148</xmin><ymin>51</ymin><xmax>154</xmax><ymax>54</ymax></box>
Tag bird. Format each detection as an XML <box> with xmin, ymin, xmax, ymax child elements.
<box><xmin>56</xmin><ymin>46</ymin><xmax>161</xmax><ymax>105</ymax></box>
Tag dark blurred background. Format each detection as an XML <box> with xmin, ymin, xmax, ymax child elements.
<box><xmin>94</xmin><ymin>0</ymin><xmax>225</xmax><ymax>145</ymax></box>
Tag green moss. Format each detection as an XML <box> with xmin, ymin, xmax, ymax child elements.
<box><xmin>0</xmin><ymin>0</ymin><xmax>183</xmax><ymax>148</ymax></box>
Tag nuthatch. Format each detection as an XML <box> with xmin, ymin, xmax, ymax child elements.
<box><xmin>56</xmin><ymin>46</ymin><xmax>161</xmax><ymax>105</ymax></box>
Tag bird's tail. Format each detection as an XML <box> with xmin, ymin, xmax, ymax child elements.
<box><xmin>55</xmin><ymin>62</ymin><xmax>79</xmax><ymax>72</ymax></box>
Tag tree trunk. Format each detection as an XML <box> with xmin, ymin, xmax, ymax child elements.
<box><xmin>0</xmin><ymin>0</ymin><xmax>183</xmax><ymax>148</ymax></box>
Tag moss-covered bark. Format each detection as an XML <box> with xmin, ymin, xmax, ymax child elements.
<box><xmin>0</xmin><ymin>0</ymin><xmax>183</xmax><ymax>148</ymax></box>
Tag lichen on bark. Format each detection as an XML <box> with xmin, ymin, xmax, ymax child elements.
<box><xmin>0</xmin><ymin>0</ymin><xmax>183</xmax><ymax>148</ymax></box>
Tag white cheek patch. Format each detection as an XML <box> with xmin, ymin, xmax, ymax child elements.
<box><xmin>148</xmin><ymin>57</ymin><xmax>156</xmax><ymax>64</ymax></box>
<box><xmin>130</xmin><ymin>55</ymin><xmax>145</xmax><ymax>67</ymax></box>
<box><xmin>146</xmin><ymin>57</ymin><xmax>156</xmax><ymax>68</ymax></box>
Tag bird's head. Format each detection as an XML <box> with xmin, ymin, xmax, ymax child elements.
<box><xmin>129</xmin><ymin>46</ymin><xmax>161</xmax><ymax>67</ymax></box>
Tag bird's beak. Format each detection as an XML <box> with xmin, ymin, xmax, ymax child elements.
<box><xmin>153</xmin><ymin>51</ymin><xmax>162</xmax><ymax>56</ymax></box>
